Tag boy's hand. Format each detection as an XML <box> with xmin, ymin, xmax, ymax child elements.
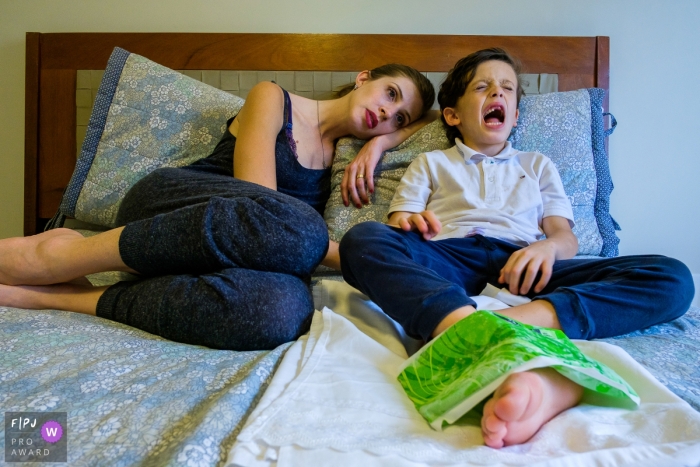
<box><xmin>498</xmin><ymin>240</ymin><xmax>557</xmax><ymax>295</ymax></box>
<box><xmin>389</xmin><ymin>210</ymin><xmax>442</xmax><ymax>240</ymax></box>
<box><xmin>499</xmin><ymin>216</ymin><xmax>578</xmax><ymax>295</ymax></box>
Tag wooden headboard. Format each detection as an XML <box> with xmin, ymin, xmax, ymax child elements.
<box><xmin>24</xmin><ymin>33</ymin><xmax>610</xmax><ymax>235</ymax></box>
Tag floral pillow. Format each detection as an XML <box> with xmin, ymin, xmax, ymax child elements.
<box><xmin>324</xmin><ymin>88</ymin><xmax>619</xmax><ymax>257</ymax></box>
<box><xmin>57</xmin><ymin>47</ymin><xmax>244</xmax><ymax>228</ymax></box>
<box><xmin>510</xmin><ymin>88</ymin><xmax>619</xmax><ymax>256</ymax></box>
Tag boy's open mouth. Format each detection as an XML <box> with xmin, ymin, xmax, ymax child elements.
<box><xmin>483</xmin><ymin>105</ymin><xmax>505</xmax><ymax>126</ymax></box>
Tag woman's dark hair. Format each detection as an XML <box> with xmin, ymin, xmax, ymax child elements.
<box><xmin>338</xmin><ymin>64</ymin><xmax>436</xmax><ymax>119</ymax></box>
<box><xmin>437</xmin><ymin>48</ymin><xmax>524</xmax><ymax>144</ymax></box>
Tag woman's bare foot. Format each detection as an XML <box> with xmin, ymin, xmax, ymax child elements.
<box><xmin>0</xmin><ymin>229</ymin><xmax>84</xmax><ymax>285</ymax></box>
<box><xmin>0</xmin><ymin>227</ymin><xmax>132</xmax><ymax>286</ymax></box>
<box><xmin>481</xmin><ymin>368</ymin><xmax>584</xmax><ymax>448</ymax></box>
<box><xmin>0</xmin><ymin>282</ymin><xmax>106</xmax><ymax>315</ymax></box>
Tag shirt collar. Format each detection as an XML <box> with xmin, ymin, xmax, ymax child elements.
<box><xmin>455</xmin><ymin>139</ymin><xmax>517</xmax><ymax>163</ymax></box>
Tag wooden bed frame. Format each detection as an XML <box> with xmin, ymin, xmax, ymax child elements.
<box><xmin>24</xmin><ymin>33</ymin><xmax>610</xmax><ymax>235</ymax></box>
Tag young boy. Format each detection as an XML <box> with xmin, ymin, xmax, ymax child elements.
<box><xmin>339</xmin><ymin>48</ymin><xmax>694</xmax><ymax>448</ymax></box>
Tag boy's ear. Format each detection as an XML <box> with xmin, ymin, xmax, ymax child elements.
<box><xmin>442</xmin><ymin>107</ymin><xmax>460</xmax><ymax>127</ymax></box>
<box><xmin>355</xmin><ymin>70</ymin><xmax>371</xmax><ymax>88</ymax></box>
<box><xmin>513</xmin><ymin>108</ymin><xmax>519</xmax><ymax>128</ymax></box>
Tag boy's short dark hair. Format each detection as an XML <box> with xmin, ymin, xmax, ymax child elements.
<box><xmin>438</xmin><ymin>48</ymin><xmax>524</xmax><ymax>144</ymax></box>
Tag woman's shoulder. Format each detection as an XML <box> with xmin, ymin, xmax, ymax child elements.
<box><xmin>234</xmin><ymin>82</ymin><xmax>287</xmax><ymax>127</ymax></box>
<box><xmin>245</xmin><ymin>81</ymin><xmax>285</xmax><ymax>105</ymax></box>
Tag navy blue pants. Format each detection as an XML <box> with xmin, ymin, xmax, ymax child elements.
<box><xmin>340</xmin><ymin>221</ymin><xmax>694</xmax><ymax>341</ymax></box>
<box><xmin>96</xmin><ymin>167</ymin><xmax>329</xmax><ymax>351</ymax></box>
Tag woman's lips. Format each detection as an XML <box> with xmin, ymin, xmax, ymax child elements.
<box><xmin>365</xmin><ymin>110</ymin><xmax>378</xmax><ymax>129</ymax></box>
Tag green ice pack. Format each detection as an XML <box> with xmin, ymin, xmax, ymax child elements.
<box><xmin>397</xmin><ymin>311</ymin><xmax>640</xmax><ymax>430</ymax></box>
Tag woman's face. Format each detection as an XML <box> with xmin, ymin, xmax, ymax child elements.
<box><xmin>351</xmin><ymin>73</ymin><xmax>424</xmax><ymax>138</ymax></box>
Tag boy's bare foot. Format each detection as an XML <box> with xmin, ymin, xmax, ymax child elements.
<box><xmin>481</xmin><ymin>368</ymin><xmax>583</xmax><ymax>448</ymax></box>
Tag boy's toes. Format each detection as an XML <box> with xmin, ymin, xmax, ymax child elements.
<box><xmin>482</xmin><ymin>399</ymin><xmax>507</xmax><ymax>448</ymax></box>
<box><xmin>483</xmin><ymin>432</ymin><xmax>506</xmax><ymax>449</ymax></box>
<box><xmin>492</xmin><ymin>387</ymin><xmax>530</xmax><ymax>423</ymax></box>
<box><xmin>483</xmin><ymin>412</ymin><xmax>505</xmax><ymax>434</ymax></box>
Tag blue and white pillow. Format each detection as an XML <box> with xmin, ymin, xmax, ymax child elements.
<box><xmin>326</xmin><ymin>88</ymin><xmax>619</xmax><ymax>257</ymax></box>
<box><xmin>58</xmin><ymin>48</ymin><xmax>244</xmax><ymax>228</ymax></box>
<box><xmin>510</xmin><ymin>88</ymin><xmax>619</xmax><ymax>256</ymax></box>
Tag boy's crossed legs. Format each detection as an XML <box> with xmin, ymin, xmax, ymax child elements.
<box><xmin>340</xmin><ymin>223</ymin><xmax>581</xmax><ymax>447</ymax></box>
<box><xmin>340</xmin><ymin>221</ymin><xmax>692</xmax><ymax>447</ymax></box>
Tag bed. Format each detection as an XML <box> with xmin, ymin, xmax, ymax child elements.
<box><xmin>4</xmin><ymin>33</ymin><xmax>700</xmax><ymax>466</ymax></box>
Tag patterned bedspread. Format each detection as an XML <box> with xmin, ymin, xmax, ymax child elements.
<box><xmin>1</xmin><ymin>299</ymin><xmax>697</xmax><ymax>466</ymax></box>
<box><xmin>600</xmin><ymin>305</ymin><xmax>700</xmax><ymax>411</ymax></box>
<box><xmin>0</xmin><ymin>306</ymin><xmax>290</xmax><ymax>466</ymax></box>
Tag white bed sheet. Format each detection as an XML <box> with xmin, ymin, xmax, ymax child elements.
<box><xmin>226</xmin><ymin>280</ymin><xmax>700</xmax><ymax>467</ymax></box>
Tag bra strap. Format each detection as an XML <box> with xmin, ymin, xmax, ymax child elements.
<box><xmin>280</xmin><ymin>87</ymin><xmax>298</xmax><ymax>158</ymax></box>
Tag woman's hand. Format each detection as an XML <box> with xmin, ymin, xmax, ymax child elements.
<box><xmin>340</xmin><ymin>110</ymin><xmax>439</xmax><ymax>209</ymax></box>
<box><xmin>341</xmin><ymin>136</ymin><xmax>386</xmax><ymax>208</ymax></box>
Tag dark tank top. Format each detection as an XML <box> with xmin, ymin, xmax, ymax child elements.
<box><xmin>186</xmin><ymin>87</ymin><xmax>331</xmax><ymax>215</ymax></box>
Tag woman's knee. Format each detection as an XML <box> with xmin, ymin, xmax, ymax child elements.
<box><xmin>167</xmin><ymin>270</ymin><xmax>314</xmax><ymax>351</ymax></box>
<box><xmin>206</xmin><ymin>195</ymin><xmax>328</xmax><ymax>275</ymax></box>
<box><xmin>252</xmin><ymin>273</ymin><xmax>315</xmax><ymax>347</ymax></box>
<box><xmin>116</xmin><ymin>169</ymin><xmax>174</xmax><ymax>225</ymax></box>
<box><xmin>252</xmin><ymin>195</ymin><xmax>329</xmax><ymax>273</ymax></box>
<box><xmin>216</xmin><ymin>271</ymin><xmax>314</xmax><ymax>350</ymax></box>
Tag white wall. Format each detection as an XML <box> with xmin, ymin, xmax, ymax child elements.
<box><xmin>1</xmin><ymin>0</ymin><xmax>699</xmax><ymax>287</ymax></box>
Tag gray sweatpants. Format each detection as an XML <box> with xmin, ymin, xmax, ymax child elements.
<box><xmin>96</xmin><ymin>167</ymin><xmax>329</xmax><ymax>350</ymax></box>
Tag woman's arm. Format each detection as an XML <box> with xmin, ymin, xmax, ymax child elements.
<box><xmin>230</xmin><ymin>82</ymin><xmax>286</xmax><ymax>189</ymax></box>
<box><xmin>321</xmin><ymin>240</ymin><xmax>341</xmax><ymax>270</ymax></box>
<box><xmin>341</xmin><ymin>110</ymin><xmax>439</xmax><ymax>207</ymax></box>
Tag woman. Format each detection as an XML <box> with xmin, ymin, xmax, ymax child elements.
<box><xmin>0</xmin><ymin>64</ymin><xmax>435</xmax><ymax>350</ymax></box>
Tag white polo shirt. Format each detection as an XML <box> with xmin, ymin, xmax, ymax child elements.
<box><xmin>389</xmin><ymin>139</ymin><xmax>574</xmax><ymax>245</ymax></box>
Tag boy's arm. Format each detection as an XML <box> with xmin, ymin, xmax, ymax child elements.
<box><xmin>499</xmin><ymin>216</ymin><xmax>578</xmax><ymax>295</ymax></box>
<box><xmin>386</xmin><ymin>152</ymin><xmax>437</xmax><ymax>239</ymax></box>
